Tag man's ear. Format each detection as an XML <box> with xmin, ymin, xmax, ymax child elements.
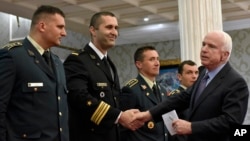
<box><xmin>135</xmin><ymin>61</ymin><xmax>142</xmax><ymax>69</ymax></box>
<box><xmin>89</xmin><ymin>26</ymin><xmax>96</xmax><ymax>37</ymax></box>
<box><xmin>38</xmin><ymin>21</ymin><xmax>46</xmax><ymax>32</ymax></box>
<box><xmin>221</xmin><ymin>51</ymin><xmax>229</xmax><ymax>61</ymax></box>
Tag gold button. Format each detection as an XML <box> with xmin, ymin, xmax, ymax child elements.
<box><xmin>34</xmin><ymin>88</ymin><xmax>38</xmax><ymax>91</ymax></box>
<box><xmin>59</xmin><ymin>112</ymin><xmax>62</xmax><ymax>116</ymax></box>
<box><xmin>58</xmin><ymin>96</ymin><xmax>61</xmax><ymax>101</ymax></box>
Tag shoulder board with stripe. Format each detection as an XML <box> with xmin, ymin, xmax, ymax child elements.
<box><xmin>126</xmin><ymin>79</ymin><xmax>138</xmax><ymax>88</ymax></box>
<box><xmin>168</xmin><ymin>89</ymin><xmax>180</xmax><ymax>96</ymax></box>
<box><xmin>71</xmin><ymin>48</ymin><xmax>84</xmax><ymax>56</ymax></box>
<box><xmin>2</xmin><ymin>42</ymin><xmax>22</xmax><ymax>50</ymax></box>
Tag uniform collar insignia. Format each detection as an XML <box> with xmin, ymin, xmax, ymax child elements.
<box><xmin>90</xmin><ymin>54</ymin><xmax>96</xmax><ymax>59</ymax></box>
<box><xmin>28</xmin><ymin>49</ymin><xmax>35</xmax><ymax>57</ymax></box>
<box><xmin>141</xmin><ymin>85</ymin><xmax>147</xmax><ymax>90</ymax></box>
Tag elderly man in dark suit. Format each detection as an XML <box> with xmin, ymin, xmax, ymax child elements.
<box><xmin>136</xmin><ymin>30</ymin><xmax>249</xmax><ymax>141</ymax></box>
<box><xmin>0</xmin><ymin>5</ymin><xmax>69</xmax><ymax>141</ymax></box>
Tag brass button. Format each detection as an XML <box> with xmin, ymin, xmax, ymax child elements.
<box><xmin>60</xmin><ymin>128</ymin><xmax>63</xmax><ymax>132</ymax></box>
<box><xmin>58</xmin><ymin>96</ymin><xmax>61</xmax><ymax>101</ymax></box>
<box><xmin>34</xmin><ymin>87</ymin><xmax>38</xmax><ymax>91</ymax></box>
<box><xmin>59</xmin><ymin>112</ymin><xmax>62</xmax><ymax>116</ymax></box>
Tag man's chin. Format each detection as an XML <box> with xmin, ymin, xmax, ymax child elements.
<box><xmin>108</xmin><ymin>42</ymin><xmax>115</xmax><ymax>48</ymax></box>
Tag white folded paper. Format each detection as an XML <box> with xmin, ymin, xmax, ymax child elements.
<box><xmin>162</xmin><ymin>110</ymin><xmax>179</xmax><ymax>135</ymax></box>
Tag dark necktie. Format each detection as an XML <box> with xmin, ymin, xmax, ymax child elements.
<box><xmin>103</xmin><ymin>57</ymin><xmax>113</xmax><ymax>80</ymax></box>
<box><xmin>43</xmin><ymin>51</ymin><xmax>53</xmax><ymax>72</ymax></box>
<box><xmin>195</xmin><ymin>73</ymin><xmax>209</xmax><ymax>103</ymax></box>
<box><xmin>153</xmin><ymin>84</ymin><xmax>161</xmax><ymax>102</ymax></box>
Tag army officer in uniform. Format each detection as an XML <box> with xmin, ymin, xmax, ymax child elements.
<box><xmin>63</xmin><ymin>11</ymin><xmax>141</xmax><ymax>141</ymax></box>
<box><xmin>0</xmin><ymin>5</ymin><xmax>69</xmax><ymax>141</ymax></box>
<box><xmin>120</xmin><ymin>46</ymin><xmax>168</xmax><ymax>141</ymax></box>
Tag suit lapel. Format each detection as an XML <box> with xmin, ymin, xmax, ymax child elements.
<box><xmin>190</xmin><ymin>63</ymin><xmax>230</xmax><ymax>114</ymax></box>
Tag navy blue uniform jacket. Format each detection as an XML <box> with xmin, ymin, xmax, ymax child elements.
<box><xmin>120</xmin><ymin>75</ymin><xmax>168</xmax><ymax>141</ymax></box>
<box><xmin>0</xmin><ymin>38</ymin><xmax>69</xmax><ymax>141</ymax></box>
<box><xmin>63</xmin><ymin>45</ymin><xmax>121</xmax><ymax>141</ymax></box>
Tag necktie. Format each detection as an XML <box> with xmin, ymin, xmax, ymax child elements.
<box><xmin>103</xmin><ymin>57</ymin><xmax>113</xmax><ymax>80</ymax></box>
<box><xmin>43</xmin><ymin>51</ymin><xmax>53</xmax><ymax>72</ymax></box>
<box><xmin>153</xmin><ymin>84</ymin><xmax>161</xmax><ymax>102</ymax></box>
<box><xmin>195</xmin><ymin>73</ymin><xmax>209</xmax><ymax>103</ymax></box>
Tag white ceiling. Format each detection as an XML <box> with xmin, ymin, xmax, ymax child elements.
<box><xmin>1</xmin><ymin>0</ymin><xmax>250</xmax><ymax>45</ymax></box>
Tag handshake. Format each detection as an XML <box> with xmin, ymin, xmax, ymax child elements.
<box><xmin>118</xmin><ymin>109</ymin><xmax>152</xmax><ymax>131</ymax></box>
<box><xmin>118</xmin><ymin>109</ymin><xmax>192</xmax><ymax>135</ymax></box>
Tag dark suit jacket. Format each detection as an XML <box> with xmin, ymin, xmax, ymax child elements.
<box><xmin>168</xmin><ymin>86</ymin><xmax>187</xmax><ymax>141</ymax></box>
<box><xmin>149</xmin><ymin>63</ymin><xmax>249</xmax><ymax>141</ymax></box>
<box><xmin>120</xmin><ymin>75</ymin><xmax>168</xmax><ymax>141</ymax></box>
<box><xmin>168</xmin><ymin>86</ymin><xmax>187</xmax><ymax>119</ymax></box>
<box><xmin>63</xmin><ymin>45</ymin><xmax>121</xmax><ymax>141</ymax></box>
<box><xmin>0</xmin><ymin>38</ymin><xmax>69</xmax><ymax>141</ymax></box>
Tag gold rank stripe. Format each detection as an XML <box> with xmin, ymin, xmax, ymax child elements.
<box><xmin>91</xmin><ymin>101</ymin><xmax>110</xmax><ymax>125</ymax></box>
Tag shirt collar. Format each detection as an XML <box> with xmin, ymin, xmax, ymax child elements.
<box><xmin>205</xmin><ymin>63</ymin><xmax>226</xmax><ymax>84</ymax></box>
<box><xmin>139</xmin><ymin>73</ymin><xmax>155</xmax><ymax>89</ymax></box>
<box><xmin>89</xmin><ymin>41</ymin><xmax>107</xmax><ymax>60</ymax></box>
<box><xmin>27</xmin><ymin>36</ymin><xmax>47</xmax><ymax>55</ymax></box>
<box><xmin>179</xmin><ymin>84</ymin><xmax>187</xmax><ymax>90</ymax></box>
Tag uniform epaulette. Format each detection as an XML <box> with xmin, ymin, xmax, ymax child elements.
<box><xmin>126</xmin><ymin>79</ymin><xmax>138</xmax><ymax>88</ymax></box>
<box><xmin>168</xmin><ymin>89</ymin><xmax>180</xmax><ymax>96</ymax></box>
<box><xmin>71</xmin><ymin>52</ymin><xmax>79</xmax><ymax>56</ymax></box>
<box><xmin>71</xmin><ymin>48</ymin><xmax>84</xmax><ymax>56</ymax></box>
<box><xmin>2</xmin><ymin>42</ymin><xmax>22</xmax><ymax>50</ymax></box>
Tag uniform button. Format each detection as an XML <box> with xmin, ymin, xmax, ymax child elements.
<box><xmin>60</xmin><ymin>128</ymin><xmax>63</xmax><ymax>132</ymax></box>
<box><xmin>165</xmin><ymin>133</ymin><xmax>167</xmax><ymax>136</ymax></box>
<box><xmin>114</xmin><ymin>97</ymin><xmax>116</xmax><ymax>100</ymax></box>
<box><xmin>34</xmin><ymin>88</ymin><xmax>38</xmax><ymax>91</ymax></box>
<box><xmin>22</xmin><ymin>134</ymin><xmax>27</xmax><ymax>138</ymax></box>
<box><xmin>58</xmin><ymin>96</ymin><xmax>61</xmax><ymax>101</ymax></box>
<box><xmin>59</xmin><ymin>112</ymin><xmax>62</xmax><ymax>116</ymax></box>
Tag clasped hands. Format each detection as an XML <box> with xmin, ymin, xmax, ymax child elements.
<box><xmin>118</xmin><ymin>109</ymin><xmax>152</xmax><ymax>131</ymax></box>
<box><xmin>118</xmin><ymin>109</ymin><xmax>192</xmax><ymax>135</ymax></box>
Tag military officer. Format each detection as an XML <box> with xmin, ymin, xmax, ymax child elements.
<box><xmin>120</xmin><ymin>46</ymin><xmax>168</xmax><ymax>141</ymax></box>
<box><xmin>63</xmin><ymin>11</ymin><xmax>141</xmax><ymax>141</ymax></box>
<box><xmin>0</xmin><ymin>5</ymin><xmax>69</xmax><ymax>141</ymax></box>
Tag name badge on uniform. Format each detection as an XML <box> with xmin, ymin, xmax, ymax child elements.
<box><xmin>28</xmin><ymin>82</ymin><xmax>43</xmax><ymax>87</ymax></box>
<box><xmin>97</xmin><ymin>82</ymin><xmax>107</xmax><ymax>87</ymax></box>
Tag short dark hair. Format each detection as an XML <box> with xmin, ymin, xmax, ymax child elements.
<box><xmin>178</xmin><ymin>60</ymin><xmax>197</xmax><ymax>74</ymax></box>
<box><xmin>31</xmin><ymin>5</ymin><xmax>65</xmax><ymax>27</ymax></box>
<box><xmin>89</xmin><ymin>11</ymin><xmax>116</xmax><ymax>28</ymax></box>
<box><xmin>134</xmin><ymin>46</ymin><xmax>156</xmax><ymax>62</ymax></box>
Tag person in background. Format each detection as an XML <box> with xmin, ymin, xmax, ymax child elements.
<box><xmin>0</xmin><ymin>5</ymin><xmax>69</xmax><ymax>141</ymax></box>
<box><xmin>136</xmin><ymin>30</ymin><xmax>249</xmax><ymax>141</ymax></box>
<box><xmin>120</xmin><ymin>46</ymin><xmax>168</xmax><ymax>141</ymax></box>
<box><xmin>168</xmin><ymin>60</ymin><xmax>199</xmax><ymax>141</ymax></box>
<box><xmin>63</xmin><ymin>11</ymin><xmax>142</xmax><ymax>141</ymax></box>
<box><xmin>173</xmin><ymin>60</ymin><xmax>198</xmax><ymax>94</ymax></box>
<box><xmin>168</xmin><ymin>60</ymin><xmax>199</xmax><ymax>118</ymax></box>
